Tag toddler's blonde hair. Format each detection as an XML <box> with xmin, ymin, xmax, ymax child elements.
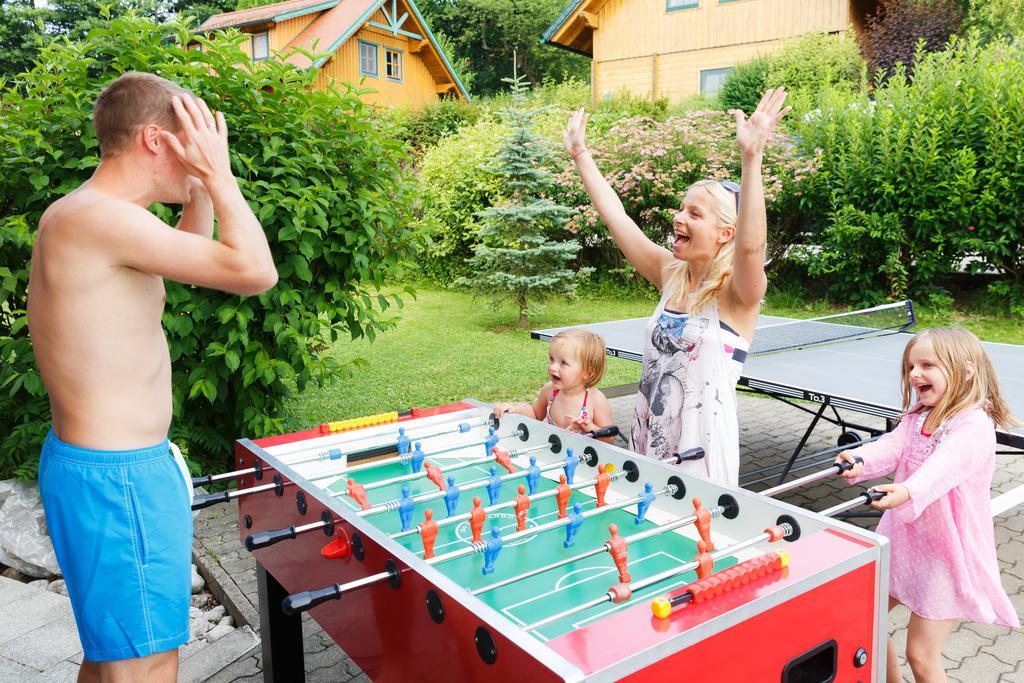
<box><xmin>551</xmin><ymin>329</ymin><xmax>607</xmax><ymax>389</ymax></box>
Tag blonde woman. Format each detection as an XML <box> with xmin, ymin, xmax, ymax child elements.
<box><xmin>563</xmin><ymin>88</ymin><xmax>790</xmax><ymax>484</ymax></box>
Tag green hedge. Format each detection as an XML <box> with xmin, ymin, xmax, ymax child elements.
<box><xmin>794</xmin><ymin>37</ymin><xmax>1024</xmax><ymax>312</ymax></box>
<box><xmin>0</xmin><ymin>16</ymin><xmax>417</xmax><ymax>477</ymax></box>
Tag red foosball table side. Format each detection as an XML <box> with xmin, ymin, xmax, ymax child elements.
<box><xmin>235</xmin><ymin>436</ymin><xmax>586</xmax><ymax>683</ymax></box>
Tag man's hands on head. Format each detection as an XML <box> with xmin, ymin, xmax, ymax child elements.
<box><xmin>161</xmin><ymin>95</ymin><xmax>232</xmax><ymax>186</ymax></box>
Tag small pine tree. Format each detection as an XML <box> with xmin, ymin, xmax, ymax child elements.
<box><xmin>456</xmin><ymin>66</ymin><xmax>591</xmax><ymax>327</ymax></box>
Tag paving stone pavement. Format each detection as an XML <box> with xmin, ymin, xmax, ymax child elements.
<box><xmin>196</xmin><ymin>392</ymin><xmax>1024</xmax><ymax>682</ymax></box>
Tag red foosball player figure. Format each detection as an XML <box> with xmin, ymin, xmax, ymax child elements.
<box><xmin>423</xmin><ymin>461</ymin><xmax>445</xmax><ymax>490</ymax></box>
<box><xmin>346</xmin><ymin>478</ymin><xmax>370</xmax><ymax>510</ymax></box>
<box><xmin>420</xmin><ymin>509</ymin><xmax>438</xmax><ymax>559</ymax></box>
<box><xmin>469</xmin><ymin>496</ymin><xmax>486</xmax><ymax>543</ymax></box>
<box><xmin>514</xmin><ymin>484</ymin><xmax>530</xmax><ymax>531</ymax></box>
<box><xmin>555</xmin><ymin>474</ymin><xmax>571</xmax><ymax>519</ymax></box>
<box><xmin>595</xmin><ymin>464</ymin><xmax>611</xmax><ymax>507</ymax></box>
<box><xmin>492</xmin><ymin>446</ymin><xmax>514</xmax><ymax>474</ymax></box>
<box><xmin>607</xmin><ymin>523</ymin><xmax>631</xmax><ymax>583</ymax></box>
<box><xmin>692</xmin><ymin>497</ymin><xmax>715</xmax><ymax>551</ymax></box>
<box><xmin>695</xmin><ymin>539</ymin><xmax>714</xmax><ymax>579</ymax></box>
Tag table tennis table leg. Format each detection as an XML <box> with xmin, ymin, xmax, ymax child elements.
<box><xmin>776</xmin><ymin>401</ymin><xmax>829</xmax><ymax>486</ymax></box>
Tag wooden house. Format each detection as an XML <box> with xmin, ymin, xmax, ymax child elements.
<box><xmin>542</xmin><ymin>0</ymin><xmax>877</xmax><ymax>101</ymax></box>
<box><xmin>197</xmin><ymin>0</ymin><xmax>469</xmax><ymax>107</ymax></box>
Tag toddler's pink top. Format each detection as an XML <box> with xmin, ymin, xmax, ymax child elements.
<box><xmin>850</xmin><ymin>405</ymin><xmax>1019</xmax><ymax>628</ymax></box>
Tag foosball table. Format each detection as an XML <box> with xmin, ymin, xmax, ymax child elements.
<box><xmin>197</xmin><ymin>400</ymin><xmax>890</xmax><ymax>681</ymax></box>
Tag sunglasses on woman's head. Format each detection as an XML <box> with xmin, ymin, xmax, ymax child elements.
<box><xmin>719</xmin><ymin>180</ymin><xmax>740</xmax><ymax>211</ymax></box>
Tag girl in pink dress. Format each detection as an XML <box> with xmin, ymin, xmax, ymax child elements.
<box><xmin>837</xmin><ymin>327</ymin><xmax>1020</xmax><ymax>683</ymax></box>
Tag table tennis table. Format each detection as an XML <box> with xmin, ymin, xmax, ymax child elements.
<box><xmin>532</xmin><ymin>301</ymin><xmax>1024</xmax><ymax>490</ymax></box>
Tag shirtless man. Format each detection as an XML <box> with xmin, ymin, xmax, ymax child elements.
<box><xmin>27</xmin><ymin>72</ymin><xmax>277</xmax><ymax>682</ymax></box>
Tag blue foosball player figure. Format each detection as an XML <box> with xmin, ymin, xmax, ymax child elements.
<box><xmin>635</xmin><ymin>483</ymin><xmax>655</xmax><ymax>524</ymax></box>
<box><xmin>563</xmin><ymin>448</ymin><xmax>579</xmax><ymax>484</ymax></box>
<box><xmin>396</xmin><ymin>427</ymin><xmax>410</xmax><ymax>455</ymax></box>
<box><xmin>564</xmin><ymin>503</ymin><xmax>584</xmax><ymax>548</ymax></box>
<box><xmin>484</xmin><ymin>426</ymin><xmax>499</xmax><ymax>458</ymax></box>
<box><xmin>398</xmin><ymin>485</ymin><xmax>415</xmax><ymax>531</ymax></box>
<box><xmin>410</xmin><ymin>442</ymin><xmax>426</xmax><ymax>473</ymax></box>
<box><xmin>486</xmin><ymin>466</ymin><xmax>502</xmax><ymax>505</ymax></box>
<box><xmin>526</xmin><ymin>456</ymin><xmax>541</xmax><ymax>495</ymax></box>
<box><xmin>482</xmin><ymin>526</ymin><xmax>503</xmax><ymax>575</ymax></box>
<box><xmin>444</xmin><ymin>476</ymin><xmax>460</xmax><ymax>517</ymax></box>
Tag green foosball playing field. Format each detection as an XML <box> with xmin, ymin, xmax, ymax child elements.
<box><xmin>325</xmin><ymin>450</ymin><xmax>738</xmax><ymax>641</ymax></box>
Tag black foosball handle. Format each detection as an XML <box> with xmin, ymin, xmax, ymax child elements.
<box><xmin>587</xmin><ymin>425</ymin><xmax>620</xmax><ymax>439</ymax></box>
<box><xmin>246</xmin><ymin>526</ymin><xmax>297</xmax><ymax>551</ymax></box>
<box><xmin>673</xmin><ymin>447</ymin><xmax>705</xmax><ymax>463</ymax></box>
<box><xmin>834</xmin><ymin>455</ymin><xmax>864</xmax><ymax>474</ymax></box>
<box><xmin>192</xmin><ymin>491</ymin><xmax>230</xmax><ymax>511</ymax></box>
<box><xmin>191</xmin><ymin>474</ymin><xmax>215</xmax><ymax>487</ymax></box>
<box><xmin>282</xmin><ymin>584</ymin><xmax>342</xmax><ymax>615</ymax></box>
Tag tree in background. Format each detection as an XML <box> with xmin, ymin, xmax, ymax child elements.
<box><xmin>0</xmin><ymin>0</ymin><xmax>46</xmax><ymax>76</ymax></box>
<box><xmin>965</xmin><ymin>0</ymin><xmax>1024</xmax><ymax>45</ymax></box>
<box><xmin>418</xmin><ymin>0</ymin><xmax>589</xmax><ymax>97</ymax></box>
<box><xmin>456</xmin><ymin>72</ymin><xmax>590</xmax><ymax>326</ymax></box>
<box><xmin>859</xmin><ymin>0</ymin><xmax>963</xmax><ymax>83</ymax></box>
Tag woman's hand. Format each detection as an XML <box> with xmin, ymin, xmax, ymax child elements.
<box><xmin>835</xmin><ymin>450</ymin><xmax>864</xmax><ymax>480</ymax></box>
<box><xmin>730</xmin><ymin>87</ymin><xmax>791</xmax><ymax>160</ymax></box>
<box><xmin>869</xmin><ymin>484</ymin><xmax>910</xmax><ymax>510</ymax></box>
<box><xmin>564</xmin><ymin>107</ymin><xmax>589</xmax><ymax>157</ymax></box>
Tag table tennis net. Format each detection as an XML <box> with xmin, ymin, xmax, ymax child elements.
<box><xmin>749</xmin><ymin>300</ymin><xmax>916</xmax><ymax>356</ymax></box>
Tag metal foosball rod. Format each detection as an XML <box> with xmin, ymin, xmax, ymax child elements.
<box><xmin>522</xmin><ymin>523</ymin><xmax>794</xmax><ymax>633</ymax></box>
<box><xmin>354</xmin><ymin>447</ymin><xmax>590</xmax><ymax>517</ymax></box>
<box><xmin>739</xmin><ymin>436</ymin><xmax>881</xmax><ymax>489</ymax></box>
<box><xmin>280</xmin><ymin>482</ymin><xmax>678</xmax><ymax>615</ymax></box>
<box><xmin>273</xmin><ymin>410</ymin><xmax>499</xmax><ymax>459</ymax></box>
<box><xmin>817</xmin><ymin>488</ymin><xmax>886</xmax><ymax>517</ymax></box>
<box><xmin>758</xmin><ymin>455</ymin><xmax>863</xmax><ymax>497</ymax></box>
<box><xmin>246</xmin><ymin>467</ymin><xmax>626</xmax><ymax>551</ymax></box>
<box><xmin>472</xmin><ymin>497</ymin><xmax>736</xmax><ymax>596</ymax></box>
<box><xmin>315</xmin><ymin>432</ymin><xmax>550</xmax><ymax>493</ymax></box>
<box><xmin>191</xmin><ymin>411</ymin><xmax>499</xmax><ymax>486</ymax></box>
<box><xmin>302</xmin><ymin>430</ymin><xmax>511</xmax><ymax>486</ymax></box>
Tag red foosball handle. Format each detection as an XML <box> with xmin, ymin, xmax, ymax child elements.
<box><xmin>650</xmin><ymin>549</ymin><xmax>790</xmax><ymax>618</ymax></box>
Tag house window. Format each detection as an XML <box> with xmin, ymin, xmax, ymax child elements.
<box><xmin>385</xmin><ymin>49</ymin><xmax>403</xmax><ymax>82</ymax></box>
<box><xmin>666</xmin><ymin>0</ymin><xmax>698</xmax><ymax>10</ymax></box>
<box><xmin>700</xmin><ymin>67</ymin><xmax>733</xmax><ymax>96</ymax></box>
<box><xmin>359</xmin><ymin>41</ymin><xmax>379</xmax><ymax>78</ymax></box>
<box><xmin>252</xmin><ymin>32</ymin><xmax>269</xmax><ymax>60</ymax></box>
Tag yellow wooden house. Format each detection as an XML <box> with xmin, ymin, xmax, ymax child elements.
<box><xmin>197</xmin><ymin>0</ymin><xmax>469</xmax><ymax>107</ymax></box>
<box><xmin>542</xmin><ymin>0</ymin><xmax>877</xmax><ymax>101</ymax></box>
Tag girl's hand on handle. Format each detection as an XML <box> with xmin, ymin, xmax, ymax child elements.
<box><xmin>730</xmin><ymin>87</ymin><xmax>791</xmax><ymax>159</ymax></box>
<box><xmin>566</xmin><ymin>414</ymin><xmax>597</xmax><ymax>434</ymax></box>
<box><xmin>564</xmin><ymin>107</ymin><xmax>589</xmax><ymax>158</ymax></box>
<box><xmin>493</xmin><ymin>402</ymin><xmax>515</xmax><ymax>417</ymax></box>
<box><xmin>835</xmin><ymin>450</ymin><xmax>863</xmax><ymax>480</ymax></box>
<box><xmin>869</xmin><ymin>484</ymin><xmax>910</xmax><ymax>510</ymax></box>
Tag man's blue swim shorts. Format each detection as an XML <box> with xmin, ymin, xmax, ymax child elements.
<box><xmin>38</xmin><ymin>428</ymin><xmax>193</xmax><ymax>662</ymax></box>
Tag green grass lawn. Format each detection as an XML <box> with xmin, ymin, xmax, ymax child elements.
<box><xmin>285</xmin><ymin>285</ymin><xmax>1022</xmax><ymax>427</ymax></box>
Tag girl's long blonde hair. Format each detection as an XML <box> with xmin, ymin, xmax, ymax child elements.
<box><xmin>902</xmin><ymin>327</ymin><xmax>1020</xmax><ymax>430</ymax></box>
<box><xmin>663</xmin><ymin>180</ymin><xmax>738</xmax><ymax>312</ymax></box>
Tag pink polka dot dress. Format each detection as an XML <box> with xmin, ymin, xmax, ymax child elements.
<box><xmin>849</xmin><ymin>405</ymin><xmax>1019</xmax><ymax>628</ymax></box>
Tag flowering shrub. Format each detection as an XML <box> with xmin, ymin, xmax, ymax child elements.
<box><xmin>554</xmin><ymin>111</ymin><xmax>821</xmax><ymax>273</ymax></box>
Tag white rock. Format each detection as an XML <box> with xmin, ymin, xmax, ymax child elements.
<box><xmin>28</xmin><ymin>578</ymin><xmax>48</xmax><ymax>590</ymax></box>
<box><xmin>190</xmin><ymin>593</ymin><xmax>207</xmax><ymax>608</ymax></box>
<box><xmin>189</xmin><ymin>606</ymin><xmax>203</xmax><ymax>620</ymax></box>
<box><xmin>204</xmin><ymin>622</ymin><xmax>234</xmax><ymax>643</ymax></box>
<box><xmin>189</xmin><ymin>617</ymin><xmax>213</xmax><ymax>639</ymax></box>
<box><xmin>46</xmin><ymin>579</ymin><xmax>68</xmax><ymax>596</ymax></box>
<box><xmin>190</xmin><ymin>565</ymin><xmax>205</xmax><ymax>594</ymax></box>
<box><xmin>203</xmin><ymin>605</ymin><xmax>225</xmax><ymax>622</ymax></box>
<box><xmin>218</xmin><ymin>616</ymin><xmax>233</xmax><ymax>628</ymax></box>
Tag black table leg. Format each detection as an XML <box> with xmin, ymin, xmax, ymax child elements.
<box><xmin>258</xmin><ymin>562</ymin><xmax>305</xmax><ymax>682</ymax></box>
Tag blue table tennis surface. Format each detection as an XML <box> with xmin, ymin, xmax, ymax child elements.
<box><xmin>532</xmin><ymin>314</ymin><xmax>1024</xmax><ymax>448</ymax></box>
